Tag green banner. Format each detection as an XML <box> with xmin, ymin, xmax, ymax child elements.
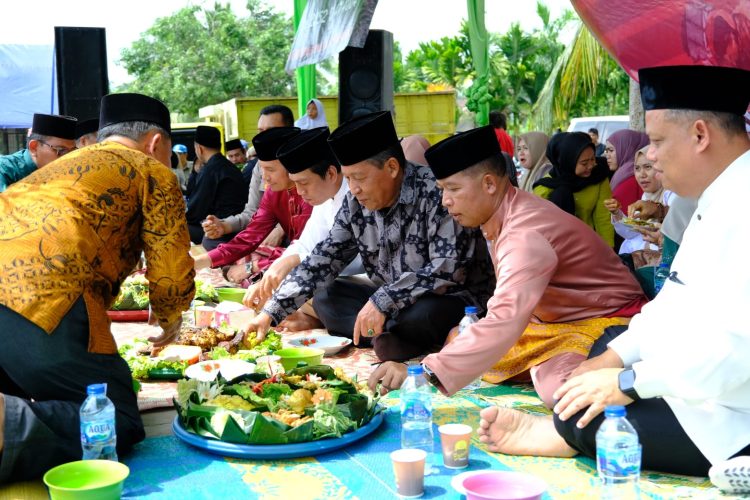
<box><xmin>294</xmin><ymin>0</ymin><xmax>317</xmax><ymax>120</ymax></box>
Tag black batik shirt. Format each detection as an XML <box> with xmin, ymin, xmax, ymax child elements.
<box><xmin>263</xmin><ymin>162</ymin><xmax>495</xmax><ymax>323</ymax></box>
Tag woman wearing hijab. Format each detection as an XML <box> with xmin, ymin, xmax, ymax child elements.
<box><xmin>604</xmin><ymin>145</ymin><xmax>674</xmax><ymax>255</ymax></box>
<box><xmin>294</xmin><ymin>99</ymin><xmax>328</xmax><ymax>130</ymax></box>
<box><xmin>533</xmin><ymin>132</ymin><xmax>614</xmax><ymax>247</ymax></box>
<box><xmin>517</xmin><ymin>131</ymin><xmax>552</xmax><ymax>192</ymax></box>
<box><xmin>605</xmin><ymin>129</ymin><xmax>650</xmax><ymax>211</ymax></box>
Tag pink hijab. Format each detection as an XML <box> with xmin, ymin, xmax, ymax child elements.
<box><xmin>608</xmin><ymin>129</ymin><xmax>650</xmax><ymax>191</ymax></box>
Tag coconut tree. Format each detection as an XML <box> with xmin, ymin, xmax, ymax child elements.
<box><xmin>528</xmin><ymin>22</ymin><xmax>634</xmax><ymax>132</ymax></box>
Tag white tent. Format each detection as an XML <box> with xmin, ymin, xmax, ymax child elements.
<box><xmin>0</xmin><ymin>44</ymin><xmax>58</xmax><ymax>128</ymax></box>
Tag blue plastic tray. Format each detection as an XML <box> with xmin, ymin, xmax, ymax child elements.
<box><xmin>172</xmin><ymin>411</ymin><xmax>385</xmax><ymax>459</ymax></box>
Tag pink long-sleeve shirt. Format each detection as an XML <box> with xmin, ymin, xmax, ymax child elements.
<box><xmin>424</xmin><ymin>187</ymin><xmax>646</xmax><ymax>395</ymax></box>
<box><xmin>207</xmin><ymin>187</ymin><xmax>312</xmax><ymax>268</ymax></box>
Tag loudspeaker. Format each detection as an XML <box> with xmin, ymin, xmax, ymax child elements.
<box><xmin>338</xmin><ymin>30</ymin><xmax>394</xmax><ymax>124</ymax></box>
<box><xmin>55</xmin><ymin>27</ymin><xmax>109</xmax><ymax>120</ymax></box>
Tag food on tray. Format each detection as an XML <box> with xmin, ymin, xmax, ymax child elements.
<box><xmin>175</xmin><ymin>365</ymin><xmax>382</xmax><ymax>444</ymax></box>
<box><xmin>111</xmin><ymin>276</ymin><xmax>218</xmax><ymax>311</ymax></box>
<box><xmin>118</xmin><ymin>331</ymin><xmax>281</xmax><ymax>380</ymax></box>
<box><xmin>176</xmin><ymin>326</ymin><xmax>236</xmax><ymax>351</ymax></box>
<box><xmin>621</xmin><ymin>216</ymin><xmax>658</xmax><ymax>229</ymax></box>
<box><xmin>157</xmin><ymin>345</ymin><xmax>202</xmax><ymax>364</ymax></box>
<box><xmin>111</xmin><ymin>275</ymin><xmax>149</xmax><ymax>310</ymax></box>
<box><xmin>119</xmin><ymin>339</ymin><xmax>191</xmax><ymax>379</ymax></box>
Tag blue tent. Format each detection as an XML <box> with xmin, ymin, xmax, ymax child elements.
<box><xmin>0</xmin><ymin>44</ymin><xmax>58</xmax><ymax>128</ymax></box>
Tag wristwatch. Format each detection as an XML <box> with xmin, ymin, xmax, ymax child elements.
<box><xmin>618</xmin><ymin>369</ymin><xmax>640</xmax><ymax>401</ymax></box>
<box><xmin>422</xmin><ymin>364</ymin><xmax>441</xmax><ymax>388</ymax></box>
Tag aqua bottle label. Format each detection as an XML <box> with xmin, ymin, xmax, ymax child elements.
<box><xmin>82</xmin><ymin>421</ymin><xmax>114</xmax><ymax>443</ymax></box>
<box><xmin>402</xmin><ymin>401</ymin><xmax>430</xmax><ymax>420</ymax></box>
<box><xmin>597</xmin><ymin>443</ymin><xmax>642</xmax><ymax>476</ymax></box>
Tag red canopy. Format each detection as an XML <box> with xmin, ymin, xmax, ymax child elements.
<box><xmin>572</xmin><ymin>0</ymin><xmax>750</xmax><ymax>80</ymax></box>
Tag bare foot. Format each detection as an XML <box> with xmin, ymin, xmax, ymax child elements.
<box><xmin>277</xmin><ymin>311</ymin><xmax>323</xmax><ymax>332</ymax></box>
<box><xmin>0</xmin><ymin>393</ymin><xmax>5</xmax><ymax>453</ymax></box>
<box><xmin>477</xmin><ymin>406</ymin><xmax>578</xmax><ymax>458</ymax></box>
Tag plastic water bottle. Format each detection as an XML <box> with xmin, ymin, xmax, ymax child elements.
<box><xmin>401</xmin><ymin>364</ymin><xmax>434</xmax><ymax>474</ymax></box>
<box><xmin>80</xmin><ymin>383</ymin><xmax>118</xmax><ymax>461</ymax></box>
<box><xmin>653</xmin><ymin>262</ymin><xmax>670</xmax><ymax>295</ymax></box>
<box><xmin>596</xmin><ymin>405</ymin><xmax>641</xmax><ymax>499</ymax></box>
<box><xmin>458</xmin><ymin>306</ymin><xmax>481</xmax><ymax>390</ymax></box>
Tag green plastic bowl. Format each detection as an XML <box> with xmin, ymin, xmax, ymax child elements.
<box><xmin>273</xmin><ymin>347</ymin><xmax>325</xmax><ymax>371</ymax></box>
<box><xmin>216</xmin><ymin>287</ymin><xmax>247</xmax><ymax>303</ymax></box>
<box><xmin>43</xmin><ymin>460</ymin><xmax>129</xmax><ymax>500</ymax></box>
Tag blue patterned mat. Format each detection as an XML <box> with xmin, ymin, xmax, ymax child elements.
<box><xmin>117</xmin><ymin>385</ymin><xmax>714</xmax><ymax>499</ymax></box>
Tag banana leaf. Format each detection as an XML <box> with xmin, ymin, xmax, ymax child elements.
<box><xmin>243</xmin><ymin>412</ymin><xmax>290</xmax><ymax>444</ymax></box>
<box><xmin>288</xmin><ymin>365</ymin><xmax>336</xmax><ymax>380</ymax></box>
<box><xmin>217</xmin><ymin>413</ymin><xmax>250</xmax><ymax>444</ymax></box>
<box><xmin>337</xmin><ymin>393</ymin><xmax>368</xmax><ymax>425</ymax></box>
<box><xmin>285</xmin><ymin>419</ymin><xmax>314</xmax><ymax>443</ymax></box>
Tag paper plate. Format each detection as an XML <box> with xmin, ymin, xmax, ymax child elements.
<box><xmin>172</xmin><ymin>410</ymin><xmax>385</xmax><ymax>459</ymax></box>
<box><xmin>184</xmin><ymin>359</ymin><xmax>256</xmax><ymax>382</ymax></box>
<box><xmin>288</xmin><ymin>335</ymin><xmax>352</xmax><ymax>355</ymax></box>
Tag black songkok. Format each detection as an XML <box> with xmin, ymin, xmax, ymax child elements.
<box><xmin>424</xmin><ymin>125</ymin><xmax>501</xmax><ymax>180</ymax></box>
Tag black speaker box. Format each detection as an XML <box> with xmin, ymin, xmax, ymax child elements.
<box><xmin>55</xmin><ymin>27</ymin><xmax>109</xmax><ymax>120</ymax></box>
<box><xmin>338</xmin><ymin>30</ymin><xmax>394</xmax><ymax>124</ymax></box>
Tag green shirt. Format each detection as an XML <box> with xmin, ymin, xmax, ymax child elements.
<box><xmin>533</xmin><ymin>177</ymin><xmax>614</xmax><ymax>247</ymax></box>
<box><xmin>0</xmin><ymin>149</ymin><xmax>37</xmax><ymax>192</ymax></box>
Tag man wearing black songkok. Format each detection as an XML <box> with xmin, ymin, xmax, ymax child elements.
<box><xmin>0</xmin><ymin>113</ymin><xmax>77</xmax><ymax>191</ymax></box>
<box><xmin>241</xmin><ymin>111</ymin><xmax>495</xmax><ymax>363</ymax></box>
<box><xmin>0</xmin><ymin>92</ymin><xmax>196</xmax><ymax>483</ymax></box>
<box><xmin>185</xmin><ymin>125</ymin><xmax>248</xmax><ymax>247</ymax></box>
<box><xmin>477</xmin><ymin>65</ymin><xmax>750</xmax><ymax>482</ymax></box>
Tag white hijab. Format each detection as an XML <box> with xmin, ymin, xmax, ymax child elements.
<box><xmin>294</xmin><ymin>99</ymin><xmax>328</xmax><ymax>130</ymax></box>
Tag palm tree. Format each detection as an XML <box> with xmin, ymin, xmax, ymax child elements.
<box><xmin>529</xmin><ymin>22</ymin><xmax>639</xmax><ymax>132</ymax></box>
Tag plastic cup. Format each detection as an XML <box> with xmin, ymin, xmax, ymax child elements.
<box><xmin>439</xmin><ymin>423</ymin><xmax>473</xmax><ymax>469</ymax></box>
<box><xmin>391</xmin><ymin>448</ymin><xmax>427</xmax><ymax>498</ymax></box>
<box><xmin>195</xmin><ymin>306</ymin><xmax>214</xmax><ymax>327</ymax></box>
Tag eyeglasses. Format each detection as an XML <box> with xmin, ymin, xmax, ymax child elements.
<box><xmin>39</xmin><ymin>141</ymin><xmax>75</xmax><ymax>157</ymax></box>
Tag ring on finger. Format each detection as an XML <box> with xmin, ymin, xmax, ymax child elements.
<box><xmin>366</xmin><ymin>328</ymin><xmax>375</xmax><ymax>337</ymax></box>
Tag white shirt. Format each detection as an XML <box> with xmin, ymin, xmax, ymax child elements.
<box><xmin>609</xmin><ymin>149</ymin><xmax>750</xmax><ymax>464</ymax></box>
<box><xmin>281</xmin><ymin>177</ymin><xmax>363</xmax><ymax>275</ymax></box>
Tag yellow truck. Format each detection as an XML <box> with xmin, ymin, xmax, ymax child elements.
<box><xmin>198</xmin><ymin>91</ymin><xmax>456</xmax><ymax>146</ymax></box>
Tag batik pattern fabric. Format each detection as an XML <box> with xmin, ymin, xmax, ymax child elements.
<box><xmin>0</xmin><ymin>142</ymin><xmax>195</xmax><ymax>354</ymax></box>
<box><xmin>263</xmin><ymin>162</ymin><xmax>495</xmax><ymax>323</ymax></box>
<box><xmin>482</xmin><ymin>317</ymin><xmax>630</xmax><ymax>384</ymax></box>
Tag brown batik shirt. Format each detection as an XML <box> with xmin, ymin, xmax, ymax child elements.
<box><xmin>0</xmin><ymin>141</ymin><xmax>195</xmax><ymax>353</ymax></box>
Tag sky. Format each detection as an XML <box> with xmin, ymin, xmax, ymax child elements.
<box><xmin>0</xmin><ymin>0</ymin><xmax>576</xmax><ymax>86</ymax></box>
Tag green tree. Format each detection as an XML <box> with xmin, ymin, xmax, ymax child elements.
<box><xmin>398</xmin><ymin>33</ymin><xmax>474</xmax><ymax>92</ymax></box>
<box><xmin>396</xmin><ymin>4</ymin><xmax>571</xmax><ymax>133</ymax></box>
<box><xmin>119</xmin><ymin>1</ymin><xmax>296</xmax><ymax>117</ymax></box>
<box><xmin>529</xmin><ymin>22</ymin><xmax>630</xmax><ymax>132</ymax></box>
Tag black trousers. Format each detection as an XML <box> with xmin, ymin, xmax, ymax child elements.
<box><xmin>312</xmin><ymin>276</ymin><xmax>467</xmax><ymax>360</ymax></box>
<box><xmin>553</xmin><ymin>326</ymin><xmax>750</xmax><ymax>477</ymax></box>
<box><xmin>0</xmin><ymin>297</ymin><xmax>144</xmax><ymax>483</ymax></box>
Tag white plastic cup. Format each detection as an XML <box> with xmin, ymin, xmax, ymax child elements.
<box><xmin>391</xmin><ymin>448</ymin><xmax>427</xmax><ymax>498</ymax></box>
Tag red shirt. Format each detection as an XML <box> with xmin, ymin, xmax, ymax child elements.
<box><xmin>612</xmin><ymin>175</ymin><xmax>643</xmax><ymax>213</ymax></box>
<box><xmin>207</xmin><ymin>187</ymin><xmax>312</xmax><ymax>268</ymax></box>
